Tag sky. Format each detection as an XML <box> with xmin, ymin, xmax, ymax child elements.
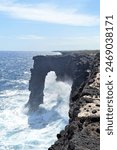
<box><xmin>0</xmin><ymin>0</ymin><xmax>100</xmax><ymax>51</ymax></box>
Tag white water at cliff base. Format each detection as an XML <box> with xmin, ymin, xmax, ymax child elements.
<box><xmin>0</xmin><ymin>71</ymin><xmax>71</xmax><ymax>150</ymax></box>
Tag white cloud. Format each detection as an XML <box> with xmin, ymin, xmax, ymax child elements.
<box><xmin>0</xmin><ymin>34</ymin><xmax>99</xmax><ymax>51</ymax></box>
<box><xmin>18</xmin><ymin>35</ymin><xmax>45</xmax><ymax>40</ymax></box>
<box><xmin>0</xmin><ymin>1</ymin><xmax>99</xmax><ymax>26</ymax></box>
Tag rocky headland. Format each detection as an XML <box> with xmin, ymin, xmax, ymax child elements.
<box><xmin>27</xmin><ymin>51</ymin><xmax>100</xmax><ymax>150</ymax></box>
<box><xmin>49</xmin><ymin>52</ymin><xmax>100</xmax><ymax>150</ymax></box>
<box><xmin>27</xmin><ymin>51</ymin><xmax>95</xmax><ymax>111</ymax></box>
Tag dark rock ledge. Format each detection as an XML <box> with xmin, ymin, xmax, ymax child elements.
<box><xmin>48</xmin><ymin>53</ymin><xmax>100</xmax><ymax>150</ymax></box>
<box><xmin>27</xmin><ymin>52</ymin><xmax>95</xmax><ymax>111</ymax></box>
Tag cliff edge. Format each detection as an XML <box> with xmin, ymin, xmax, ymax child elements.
<box><xmin>49</xmin><ymin>53</ymin><xmax>100</xmax><ymax>150</ymax></box>
<box><xmin>27</xmin><ymin>52</ymin><xmax>94</xmax><ymax>111</ymax></box>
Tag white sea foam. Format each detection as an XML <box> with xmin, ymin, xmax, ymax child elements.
<box><xmin>0</xmin><ymin>90</ymin><xmax>19</xmax><ymax>97</ymax></box>
<box><xmin>8</xmin><ymin>79</ymin><xmax>29</xmax><ymax>85</ymax></box>
<box><xmin>24</xmin><ymin>71</ymin><xmax>30</xmax><ymax>74</ymax></box>
<box><xmin>0</xmin><ymin>72</ymin><xmax>72</xmax><ymax>149</ymax></box>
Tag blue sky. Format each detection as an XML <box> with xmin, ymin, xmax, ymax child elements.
<box><xmin>0</xmin><ymin>0</ymin><xmax>100</xmax><ymax>51</ymax></box>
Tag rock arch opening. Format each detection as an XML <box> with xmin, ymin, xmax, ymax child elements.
<box><xmin>43</xmin><ymin>71</ymin><xmax>72</xmax><ymax>119</ymax></box>
<box><xmin>27</xmin><ymin>54</ymin><xmax>92</xmax><ymax>111</ymax></box>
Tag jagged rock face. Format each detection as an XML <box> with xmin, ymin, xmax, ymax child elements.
<box><xmin>27</xmin><ymin>53</ymin><xmax>94</xmax><ymax>111</ymax></box>
<box><xmin>49</xmin><ymin>53</ymin><xmax>100</xmax><ymax>150</ymax></box>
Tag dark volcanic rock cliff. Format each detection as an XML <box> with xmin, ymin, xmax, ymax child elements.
<box><xmin>27</xmin><ymin>51</ymin><xmax>100</xmax><ymax>150</ymax></box>
<box><xmin>27</xmin><ymin>52</ymin><xmax>94</xmax><ymax>111</ymax></box>
<box><xmin>48</xmin><ymin>53</ymin><xmax>100</xmax><ymax>150</ymax></box>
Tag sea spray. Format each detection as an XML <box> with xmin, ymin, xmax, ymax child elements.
<box><xmin>0</xmin><ymin>53</ymin><xmax>72</xmax><ymax>150</ymax></box>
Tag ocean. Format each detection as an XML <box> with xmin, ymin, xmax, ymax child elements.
<box><xmin>0</xmin><ymin>51</ymin><xmax>71</xmax><ymax>150</ymax></box>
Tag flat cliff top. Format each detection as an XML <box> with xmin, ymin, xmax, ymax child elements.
<box><xmin>33</xmin><ymin>50</ymin><xmax>99</xmax><ymax>59</ymax></box>
<box><xmin>53</xmin><ymin>50</ymin><xmax>99</xmax><ymax>56</ymax></box>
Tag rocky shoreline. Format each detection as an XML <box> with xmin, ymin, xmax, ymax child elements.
<box><xmin>27</xmin><ymin>51</ymin><xmax>95</xmax><ymax>111</ymax></box>
<box><xmin>48</xmin><ymin>53</ymin><xmax>100</xmax><ymax>150</ymax></box>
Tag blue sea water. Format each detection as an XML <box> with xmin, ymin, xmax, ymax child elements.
<box><xmin>0</xmin><ymin>51</ymin><xmax>71</xmax><ymax>150</ymax></box>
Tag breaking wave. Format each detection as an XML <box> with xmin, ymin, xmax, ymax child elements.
<box><xmin>0</xmin><ymin>66</ymin><xmax>71</xmax><ymax>149</ymax></box>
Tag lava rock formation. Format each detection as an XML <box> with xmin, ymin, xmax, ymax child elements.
<box><xmin>27</xmin><ymin>51</ymin><xmax>100</xmax><ymax>150</ymax></box>
<box><xmin>48</xmin><ymin>52</ymin><xmax>100</xmax><ymax>150</ymax></box>
<box><xmin>27</xmin><ymin>52</ymin><xmax>94</xmax><ymax>111</ymax></box>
